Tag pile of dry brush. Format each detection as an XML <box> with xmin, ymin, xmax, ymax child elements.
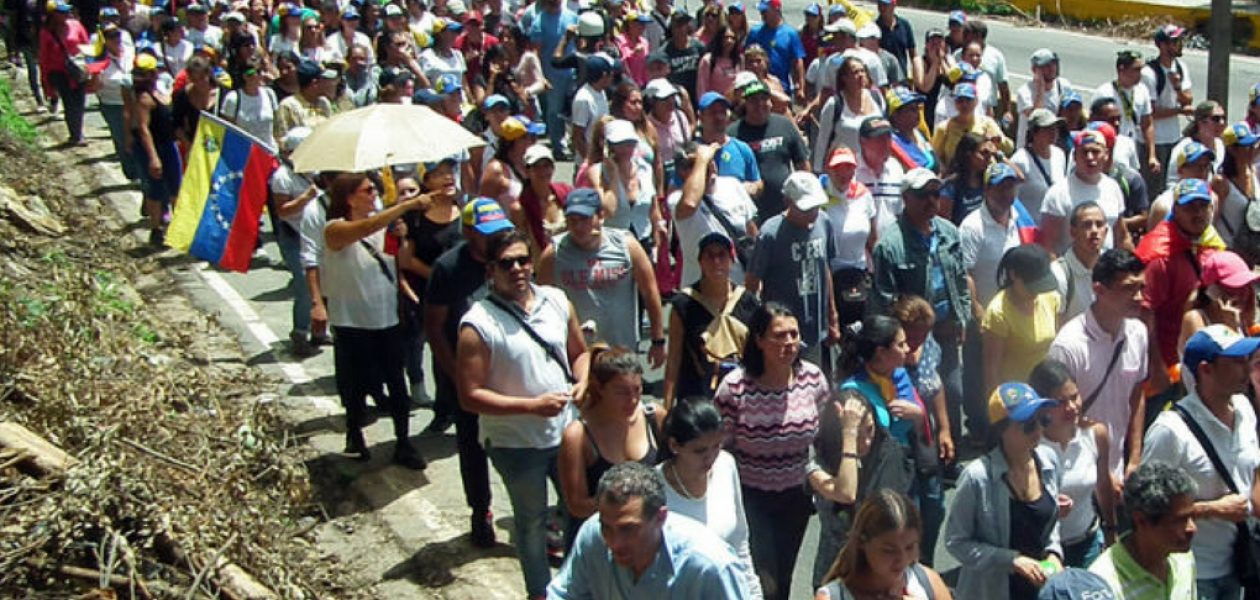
<box><xmin>0</xmin><ymin>129</ymin><xmax>364</xmax><ymax>598</ymax></box>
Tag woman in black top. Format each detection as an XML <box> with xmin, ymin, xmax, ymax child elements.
<box><xmin>133</xmin><ymin>55</ymin><xmax>181</xmax><ymax>246</ymax></box>
<box><xmin>663</xmin><ymin>232</ymin><xmax>761</xmax><ymax>407</ymax></box>
<box><xmin>171</xmin><ymin>55</ymin><xmax>219</xmax><ymax>155</ymax></box>
<box><xmin>558</xmin><ymin>345</ymin><xmax>665</xmax><ymax>548</ymax></box>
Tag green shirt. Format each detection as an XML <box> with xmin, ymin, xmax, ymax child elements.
<box><xmin>1088</xmin><ymin>535</ymin><xmax>1196</xmax><ymax>600</ymax></box>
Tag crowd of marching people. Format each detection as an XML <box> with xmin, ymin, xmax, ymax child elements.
<box><xmin>17</xmin><ymin>0</ymin><xmax>1260</xmax><ymax>596</ymax></box>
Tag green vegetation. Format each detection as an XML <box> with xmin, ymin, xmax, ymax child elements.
<box><xmin>0</xmin><ymin>74</ymin><xmax>37</xmax><ymax>144</ymax></box>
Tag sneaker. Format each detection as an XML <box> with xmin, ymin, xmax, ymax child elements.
<box><xmin>470</xmin><ymin>510</ymin><xmax>496</xmax><ymax>548</ymax></box>
<box><xmin>410</xmin><ymin>384</ymin><xmax>435</xmax><ymax>409</ymax></box>
<box><xmin>310</xmin><ymin>333</ymin><xmax>331</xmax><ymax>347</ymax></box>
<box><xmin>392</xmin><ymin>446</ymin><xmax>427</xmax><ymax>470</ymax></box>
<box><xmin>290</xmin><ymin>331</ymin><xmax>320</xmax><ymax>358</ymax></box>
<box><xmin>344</xmin><ymin>431</ymin><xmax>371</xmax><ymax>461</ymax></box>
<box><xmin>421</xmin><ymin>414</ymin><xmax>454</xmax><ymax>435</ymax></box>
<box><xmin>148</xmin><ymin>228</ymin><xmax>165</xmax><ymax>248</ymax></box>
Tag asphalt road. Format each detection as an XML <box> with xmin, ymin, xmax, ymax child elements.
<box><xmin>63</xmin><ymin>5</ymin><xmax>1260</xmax><ymax>597</ymax></box>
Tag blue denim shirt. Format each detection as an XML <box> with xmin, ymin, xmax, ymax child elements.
<box><xmin>871</xmin><ymin>215</ymin><xmax>972</xmax><ymax>329</ymax></box>
<box><xmin>548</xmin><ymin>512</ymin><xmax>751</xmax><ymax>599</ymax></box>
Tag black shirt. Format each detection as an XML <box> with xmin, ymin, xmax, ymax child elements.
<box><xmin>1007</xmin><ymin>473</ymin><xmax>1056</xmax><ymax>600</ymax></box>
<box><xmin>656</xmin><ymin>38</ymin><xmax>705</xmax><ymax>103</ymax></box>
<box><xmin>403</xmin><ymin>211</ymin><xmax>463</xmax><ymax>304</ymax></box>
<box><xmin>425</xmin><ymin>240</ymin><xmax>490</xmax><ymax>345</ymax></box>
<box><xmin>877</xmin><ymin>15</ymin><xmax>916</xmax><ymax>73</ymax></box>
<box><xmin>668</xmin><ymin>286</ymin><xmax>761</xmax><ymax>399</ymax></box>
<box><xmin>728</xmin><ymin>114</ymin><xmax>809</xmax><ymax>221</ymax></box>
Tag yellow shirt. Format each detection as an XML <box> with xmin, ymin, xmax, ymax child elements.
<box><xmin>982</xmin><ymin>289</ymin><xmax>1059</xmax><ymax>387</ymax></box>
<box><xmin>930</xmin><ymin>116</ymin><xmax>1012</xmax><ymax>172</ymax></box>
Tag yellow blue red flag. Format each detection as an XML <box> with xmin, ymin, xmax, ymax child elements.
<box><xmin>166</xmin><ymin>112</ymin><xmax>278</xmax><ymax>273</ymax></box>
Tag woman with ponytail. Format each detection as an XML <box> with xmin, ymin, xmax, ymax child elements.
<box><xmin>557</xmin><ymin>345</ymin><xmax>665</xmax><ymax>548</ymax></box>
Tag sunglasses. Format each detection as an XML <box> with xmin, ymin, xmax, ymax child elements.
<box><xmin>1208</xmin><ymin>115</ymin><xmax>1227</xmax><ymax>123</ymax></box>
<box><xmin>495</xmin><ymin>255</ymin><xmax>532</xmax><ymax>269</ymax></box>
<box><xmin>1021</xmin><ymin>413</ymin><xmax>1053</xmax><ymax>434</ymax></box>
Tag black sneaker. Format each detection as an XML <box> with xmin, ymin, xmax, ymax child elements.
<box><xmin>148</xmin><ymin>228</ymin><xmax>165</xmax><ymax>248</ymax></box>
<box><xmin>392</xmin><ymin>447</ymin><xmax>427</xmax><ymax>470</ymax></box>
<box><xmin>421</xmin><ymin>414</ymin><xmax>454</xmax><ymax>435</ymax></box>
<box><xmin>470</xmin><ymin>510</ymin><xmax>496</xmax><ymax>548</ymax></box>
<box><xmin>344</xmin><ymin>431</ymin><xmax>371</xmax><ymax>461</ymax></box>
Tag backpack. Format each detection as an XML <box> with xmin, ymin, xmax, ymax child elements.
<box><xmin>1234</xmin><ymin>193</ymin><xmax>1260</xmax><ymax>267</ymax></box>
<box><xmin>685</xmin><ymin>286</ymin><xmax>750</xmax><ymax>393</ymax></box>
<box><xmin>1146</xmin><ymin>57</ymin><xmax>1184</xmax><ymax>99</ymax></box>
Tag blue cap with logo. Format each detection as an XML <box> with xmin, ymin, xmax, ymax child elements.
<box><xmin>1174</xmin><ymin>178</ymin><xmax>1213</xmax><ymax>206</ymax></box>
<box><xmin>565</xmin><ymin>188</ymin><xmax>603</xmax><ymax>217</ymax></box>
<box><xmin>462</xmin><ymin>197</ymin><xmax>515</xmax><ymax>235</ymax></box>
<box><xmin>988</xmin><ymin>382</ymin><xmax>1057</xmax><ymax>425</ymax></box>
<box><xmin>1036</xmin><ymin>569</ymin><xmax>1115</xmax><ymax>600</ymax></box>
<box><xmin>984</xmin><ymin>162</ymin><xmax>1022</xmax><ymax>187</ymax></box>
<box><xmin>1183</xmin><ymin>324</ymin><xmax>1260</xmax><ymax>379</ymax></box>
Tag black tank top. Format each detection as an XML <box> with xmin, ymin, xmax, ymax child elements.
<box><xmin>141</xmin><ymin>91</ymin><xmax>177</xmax><ymax>145</ymax></box>
<box><xmin>581</xmin><ymin>405</ymin><xmax>663</xmax><ymax>497</ymax></box>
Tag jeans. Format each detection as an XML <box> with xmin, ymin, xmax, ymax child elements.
<box><xmin>434</xmin><ymin>367</ymin><xmax>491</xmax><ymax>514</ymax></box>
<box><xmin>48</xmin><ymin>70</ymin><xmax>85</xmax><ymax>142</ymax></box>
<box><xmin>909</xmin><ymin>471</ymin><xmax>946</xmax><ymax>567</ymax></box>
<box><xmin>541</xmin><ymin>71</ymin><xmax>572</xmax><ymax>153</ymax></box>
<box><xmin>275</xmin><ymin>223</ymin><xmax>312</xmax><ymax>338</ymax></box>
<box><xmin>98</xmin><ymin>102</ymin><xmax>138</xmax><ymax>180</ymax></box>
<box><xmin>21</xmin><ymin>48</ymin><xmax>42</xmax><ymax>104</ymax></box>
<box><xmin>485</xmin><ymin>444</ymin><xmax>562</xmax><ymax>599</ymax></box>
<box><xmin>1062</xmin><ymin>527</ymin><xmax>1104</xmax><ymax>568</ymax></box>
<box><xmin>936</xmin><ymin>325</ymin><xmax>964</xmax><ymax>444</ymax></box>
<box><xmin>332</xmin><ymin>324</ymin><xmax>414</xmax><ymax>453</ymax></box>
<box><xmin>744</xmin><ymin>485</ymin><xmax>812</xmax><ymax>600</ymax></box>
<box><xmin>1197</xmin><ymin>574</ymin><xmax>1242</xmax><ymax>600</ymax></box>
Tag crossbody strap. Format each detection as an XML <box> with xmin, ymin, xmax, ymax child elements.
<box><xmin>358</xmin><ymin>239</ymin><xmax>395</xmax><ymax>284</ymax></box>
<box><xmin>1174</xmin><ymin>403</ymin><xmax>1241</xmax><ymax>494</ymax></box>
<box><xmin>486</xmin><ymin>294</ymin><xmax>577</xmax><ymax>384</ymax></box>
<box><xmin>1080</xmin><ymin>337</ymin><xmax>1125</xmax><ymax>417</ymax></box>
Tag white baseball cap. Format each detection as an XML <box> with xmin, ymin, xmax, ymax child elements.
<box><xmin>605</xmin><ymin>119</ymin><xmax>638</xmax><ymax>145</ymax></box>
<box><xmin>782</xmin><ymin>171</ymin><xmax>827</xmax><ymax>211</ymax></box>
<box><xmin>523</xmin><ymin>144</ymin><xmax>555</xmax><ymax>166</ymax></box>
<box><xmin>644</xmin><ymin>78</ymin><xmax>678</xmax><ymax>100</ymax></box>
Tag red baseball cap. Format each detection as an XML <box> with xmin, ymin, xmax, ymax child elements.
<box><xmin>827</xmin><ymin>147</ymin><xmax>857</xmax><ymax>169</ymax></box>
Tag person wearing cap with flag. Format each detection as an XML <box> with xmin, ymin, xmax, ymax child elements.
<box><xmin>1014</xmin><ymin>48</ymin><xmax>1071</xmax><ymax>150</ymax></box>
<box><xmin>1141</xmin><ymin>24</ymin><xmax>1194</xmax><ymax>196</ymax></box>
<box><xmin>1096</xmin><ymin>49</ymin><xmax>1160</xmax><ymax>180</ymax></box>
<box><xmin>1218</xmin><ymin>122</ymin><xmax>1260</xmax><ymax>252</ymax></box>
<box><xmin>419</xmin><ymin>17</ymin><xmax>468</xmax><ymax>93</ymax></box>
<box><xmin>1041</xmin><ymin>129</ymin><xmax>1132</xmax><ymax>254</ymax></box>
<box><xmin>326</xmin><ymin>6</ymin><xmax>374</xmax><ymax>65</ymax></box>
<box><xmin>1145</xmin><ymin>140</ymin><xmax>1217</xmax><ymax>230</ymax></box>
<box><xmin>730</xmin><ymin>79</ymin><xmax>808</xmax><ymax>221</ymax></box>
<box><xmin>946</xmin><ymin>380</ymin><xmax>1064</xmax><ymax>600</ymax></box>
<box><xmin>571</xmin><ymin>52</ymin><xmax>615</xmax><ymax>159</ymax></box>
<box><xmin>458</xmin><ymin>225</ymin><xmax>591</xmax><ymax>600</ymax></box>
<box><xmin>1088</xmin><ymin>460</ymin><xmax>1198</xmax><ymax>600</ymax></box>
<box><xmin>1141</xmin><ymin>324</ymin><xmax>1260</xmax><ymax>599</ymax></box>
<box><xmin>480</xmin><ymin>115</ymin><xmax>538</xmax><ymax>209</ymax></box>
<box><xmin>537</xmin><ymin>187</ymin><xmax>666</xmax><ymax>364</ymax></box>
<box><xmin>961</xmin><ymin>161</ymin><xmax>1036</xmax><ymax>322</ymax></box>
<box><xmin>697</xmin><ymin>91</ymin><xmax>763</xmax><ymax>203</ymax></box>
<box><xmin>1136</xmin><ymin>178</ymin><xmax>1227</xmax><ymax>398</ymax></box>
<box><xmin>746</xmin><ymin>0</ymin><xmax>805</xmax><ymax>103</ymax></box>
<box><xmin>886</xmin><ymin>85</ymin><xmax>936</xmax><ymax>171</ymax></box>
<box><xmin>747</xmin><ymin>171</ymin><xmax>840</xmax><ymax>368</ymax></box>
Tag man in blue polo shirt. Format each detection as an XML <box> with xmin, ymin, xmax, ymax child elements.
<box><xmin>876</xmin><ymin>0</ymin><xmax>915</xmax><ymax>74</ymax></box>
<box><xmin>746</xmin><ymin>0</ymin><xmax>805</xmax><ymax>101</ymax></box>
<box><xmin>697</xmin><ymin>91</ymin><xmax>763</xmax><ymax>201</ymax></box>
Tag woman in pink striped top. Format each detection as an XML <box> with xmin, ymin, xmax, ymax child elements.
<box><xmin>714</xmin><ymin>302</ymin><xmax>827</xmax><ymax>600</ymax></box>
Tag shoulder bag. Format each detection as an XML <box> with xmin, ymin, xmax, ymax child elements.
<box><xmin>1079</xmin><ymin>337</ymin><xmax>1125</xmax><ymax>418</ymax></box>
<box><xmin>486</xmin><ymin>294</ymin><xmax>577</xmax><ymax>384</ymax></box>
<box><xmin>699</xmin><ymin>193</ymin><xmax>755</xmax><ymax>268</ymax></box>
<box><xmin>1173</xmin><ymin>403</ymin><xmax>1260</xmax><ymax>597</ymax></box>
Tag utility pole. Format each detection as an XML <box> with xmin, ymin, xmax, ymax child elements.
<box><xmin>1208</xmin><ymin>0</ymin><xmax>1232</xmax><ymax>112</ymax></box>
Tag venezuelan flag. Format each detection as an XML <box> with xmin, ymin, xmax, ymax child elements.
<box><xmin>166</xmin><ymin>113</ymin><xmax>278</xmax><ymax>273</ymax></box>
<box><xmin>1013</xmin><ymin>199</ymin><xmax>1040</xmax><ymax>246</ymax></box>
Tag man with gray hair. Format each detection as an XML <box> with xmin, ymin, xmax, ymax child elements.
<box><xmin>547</xmin><ymin>462</ymin><xmax>750</xmax><ymax>599</ymax></box>
<box><xmin>1089</xmin><ymin>460</ymin><xmax>1198</xmax><ymax>598</ymax></box>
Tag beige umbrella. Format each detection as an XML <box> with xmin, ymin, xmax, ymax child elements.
<box><xmin>289</xmin><ymin>103</ymin><xmax>487</xmax><ymax>173</ymax></box>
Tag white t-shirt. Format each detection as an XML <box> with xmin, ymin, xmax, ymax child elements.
<box><xmin>269</xmin><ymin>165</ymin><xmax>312</xmax><ymax>229</ymax></box>
<box><xmin>320</xmin><ymin>226</ymin><xmax>399</xmax><ymax>330</ymax></box>
<box><xmin>571</xmin><ymin>83</ymin><xmax>608</xmax><ymax>144</ymax></box>
<box><xmin>1041</xmin><ymin>174</ymin><xmax>1125</xmax><ymax>252</ymax></box>
<box><xmin>186</xmin><ymin>25</ymin><xmax>222</xmax><ymax>51</ymax></box>
<box><xmin>933</xmin><ymin>72</ymin><xmax>994</xmax><ymax>124</ymax></box>
<box><xmin>960</xmin><ymin>203</ymin><xmax>1022</xmax><ymax>307</ymax></box>
<box><xmin>298</xmin><ymin>194</ymin><xmax>327</xmax><ymax>270</ymax></box>
<box><xmin>1093</xmin><ymin>81</ymin><xmax>1153</xmax><ymax>141</ymax></box>
<box><xmin>822</xmin><ymin>177</ymin><xmax>876</xmax><ymax>272</ymax></box>
<box><xmin>1040</xmin><ymin>426</ymin><xmax>1100</xmax><ymax>543</ymax></box>
<box><xmin>324</xmin><ymin>30</ymin><xmax>375</xmax><ymax>63</ymax></box>
<box><xmin>96</xmin><ymin>53</ymin><xmax>134</xmax><ymax>106</ymax></box>
<box><xmin>1140</xmin><ymin>58</ymin><xmax>1192</xmax><ymax>145</ymax></box>
<box><xmin>1009</xmin><ymin>145</ymin><xmax>1067</xmax><ymax>221</ymax></box>
<box><xmin>667</xmin><ymin>176</ymin><xmax>757</xmax><ymax>286</ymax></box>
<box><xmin>1014</xmin><ymin>77</ymin><xmax>1072</xmax><ymax>149</ymax></box>
<box><xmin>160</xmin><ymin>39</ymin><xmax>194</xmax><ymax>75</ymax></box>
<box><xmin>817</xmin><ymin>48</ymin><xmax>885</xmax><ymax>93</ymax></box>
<box><xmin>221</xmin><ymin>87</ymin><xmax>278</xmax><ymax>151</ymax></box>
<box><xmin>418</xmin><ymin>47</ymin><xmax>467</xmax><ymax>89</ymax></box>
<box><xmin>268</xmin><ymin>33</ymin><xmax>297</xmax><ymax>56</ymax></box>
<box><xmin>855</xmin><ymin>157</ymin><xmax>904</xmax><ymax>235</ymax></box>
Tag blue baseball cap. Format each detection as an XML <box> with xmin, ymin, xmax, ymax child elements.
<box><xmin>1177</xmin><ymin>141</ymin><xmax>1215</xmax><ymax>169</ymax></box>
<box><xmin>342</xmin><ymin>6</ymin><xmax>360</xmax><ymax>18</ymax></box>
<box><xmin>698</xmin><ymin>91</ymin><xmax>731</xmax><ymax>111</ymax></box>
<box><xmin>727</xmin><ymin>2</ymin><xmax>745</xmax><ymax>13</ymax></box>
<box><xmin>1060</xmin><ymin>90</ymin><xmax>1084</xmax><ymax>110</ymax></box>
<box><xmin>1225</xmin><ymin>122</ymin><xmax>1260</xmax><ymax>148</ymax></box>
<box><xmin>1174</xmin><ymin>178</ymin><xmax>1212</xmax><ymax>206</ymax></box>
<box><xmin>483</xmin><ymin>94</ymin><xmax>510</xmax><ymax>110</ymax></box>
<box><xmin>434</xmin><ymin>73</ymin><xmax>463</xmax><ymax>94</ymax></box>
<box><xmin>519</xmin><ymin>116</ymin><xmax>546</xmax><ymax>136</ymax></box>
<box><xmin>462</xmin><ymin>197</ymin><xmax>515</xmax><ymax>235</ymax></box>
<box><xmin>412</xmin><ymin>88</ymin><xmax>443</xmax><ymax>106</ymax></box>
<box><xmin>565</xmin><ymin>188</ymin><xmax>603</xmax><ymax>217</ymax></box>
<box><xmin>885</xmin><ymin>86</ymin><xmax>925</xmax><ymax>113</ymax></box>
<box><xmin>1183</xmin><ymin>324</ymin><xmax>1260</xmax><ymax>379</ymax></box>
<box><xmin>948</xmin><ymin>9</ymin><xmax>967</xmax><ymax>24</ymax></box>
<box><xmin>803</xmin><ymin>3</ymin><xmax>820</xmax><ymax>16</ymax></box>
<box><xmin>827</xmin><ymin>4</ymin><xmax>846</xmax><ymax>17</ymax></box>
<box><xmin>988</xmin><ymin>382</ymin><xmax>1057</xmax><ymax>425</ymax></box>
<box><xmin>953</xmin><ymin>82</ymin><xmax>977</xmax><ymax>100</ymax></box>
<box><xmin>586</xmin><ymin>53</ymin><xmax>616</xmax><ymax>76</ymax></box>
<box><xmin>984</xmin><ymin>162</ymin><xmax>1021</xmax><ymax>187</ymax></box>
<box><xmin>53</xmin><ymin>3</ymin><xmax>73</xmax><ymax>13</ymax></box>
<box><xmin>756</xmin><ymin>0</ymin><xmax>781</xmax><ymax>12</ymax></box>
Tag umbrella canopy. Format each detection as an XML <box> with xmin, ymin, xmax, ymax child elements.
<box><xmin>289</xmin><ymin>103</ymin><xmax>487</xmax><ymax>173</ymax></box>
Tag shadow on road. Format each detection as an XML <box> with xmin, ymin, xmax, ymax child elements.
<box><xmin>381</xmin><ymin>536</ymin><xmax>517</xmax><ymax>587</ymax></box>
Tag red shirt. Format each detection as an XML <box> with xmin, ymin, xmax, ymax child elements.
<box><xmin>454</xmin><ymin>32</ymin><xmax>500</xmax><ymax>82</ymax></box>
<box><xmin>1137</xmin><ymin>220</ymin><xmax>1216</xmax><ymax>367</ymax></box>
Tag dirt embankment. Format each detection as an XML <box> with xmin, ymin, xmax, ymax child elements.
<box><xmin>0</xmin><ymin>73</ymin><xmax>368</xmax><ymax>598</ymax></box>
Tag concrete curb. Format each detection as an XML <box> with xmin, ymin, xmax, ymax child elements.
<box><xmin>1003</xmin><ymin>0</ymin><xmax>1260</xmax><ymax>51</ymax></box>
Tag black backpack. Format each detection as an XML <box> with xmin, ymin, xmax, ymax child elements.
<box><xmin>1146</xmin><ymin>57</ymin><xmax>1184</xmax><ymax>99</ymax></box>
